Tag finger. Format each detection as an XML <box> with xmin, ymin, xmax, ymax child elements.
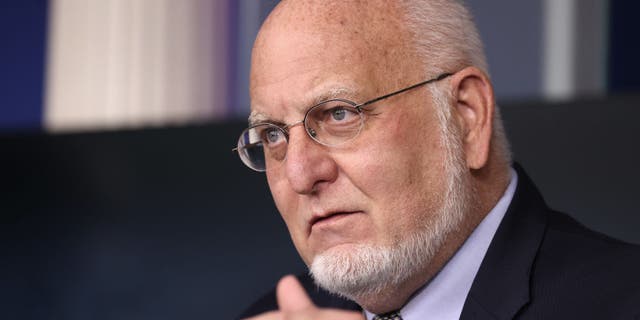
<box><xmin>242</xmin><ymin>310</ymin><xmax>281</xmax><ymax>320</ymax></box>
<box><xmin>318</xmin><ymin>309</ymin><xmax>366</xmax><ymax>320</ymax></box>
<box><xmin>276</xmin><ymin>275</ymin><xmax>314</xmax><ymax>312</ymax></box>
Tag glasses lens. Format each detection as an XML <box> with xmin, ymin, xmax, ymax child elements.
<box><xmin>305</xmin><ymin>99</ymin><xmax>363</xmax><ymax>146</ymax></box>
<box><xmin>237</xmin><ymin>124</ymin><xmax>288</xmax><ymax>171</ymax></box>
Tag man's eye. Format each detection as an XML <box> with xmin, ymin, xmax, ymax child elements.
<box><xmin>331</xmin><ymin>108</ymin><xmax>347</xmax><ymax>121</ymax></box>
<box><xmin>263</xmin><ymin>128</ymin><xmax>284</xmax><ymax>145</ymax></box>
<box><xmin>326</xmin><ymin>107</ymin><xmax>357</xmax><ymax>122</ymax></box>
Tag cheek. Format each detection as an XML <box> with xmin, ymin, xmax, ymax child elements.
<box><xmin>355</xmin><ymin>107</ymin><xmax>443</xmax><ymax>188</ymax></box>
<box><xmin>267</xmin><ymin>172</ymin><xmax>298</xmax><ymax>227</ymax></box>
<box><xmin>267</xmin><ymin>175</ymin><xmax>299</xmax><ymax>224</ymax></box>
<box><xmin>347</xmin><ymin>108</ymin><xmax>448</xmax><ymax>239</ymax></box>
<box><xmin>266</xmin><ymin>172</ymin><xmax>284</xmax><ymax>209</ymax></box>
<box><xmin>266</xmin><ymin>172</ymin><xmax>312</xmax><ymax>261</ymax></box>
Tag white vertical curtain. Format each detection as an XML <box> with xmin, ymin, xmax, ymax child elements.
<box><xmin>45</xmin><ymin>0</ymin><xmax>231</xmax><ymax>132</ymax></box>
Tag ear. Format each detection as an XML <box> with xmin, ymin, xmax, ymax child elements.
<box><xmin>449</xmin><ymin>67</ymin><xmax>495</xmax><ymax>170</ymax></box>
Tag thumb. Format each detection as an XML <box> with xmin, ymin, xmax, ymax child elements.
<box><xmin>276</xmin><ymin>275</ymin><xmax>315</xmax><ymax>312</ymax></box>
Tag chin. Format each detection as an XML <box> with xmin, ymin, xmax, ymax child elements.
<box><xmin>310</xmin><ymin>242</ymin><xmax>402</xmax><ymax>300</ymax></box>
<box><xmin>309</xmin><ymin>226</ymin><xmax>447</xmax><ymax>302</ymax></box>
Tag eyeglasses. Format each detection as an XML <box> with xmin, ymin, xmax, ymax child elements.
<box><xmin>235</xmin><ymin>72</ymin><xmax>453</xmax><ymax>172</ymax></box>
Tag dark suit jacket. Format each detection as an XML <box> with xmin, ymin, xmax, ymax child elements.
<box><xmin>239</xmin><ymin>166</ymin><xmax>640</xmax><ymax>319</ymax></box>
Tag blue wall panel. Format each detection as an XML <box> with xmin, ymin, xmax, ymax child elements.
<box><xmin>609</xmin><ymin>1</ymin><xmax>640</xmax><ymax>92</ymax></box>
<box><xmin>466</xmin><ymin>0</ymin><xmax>543</xmax><ymax>101</ymax></box>
<box><xmin>0</xmin><ymin>0</ymin><xmax>48</xmax><ymax>131</ymax></box>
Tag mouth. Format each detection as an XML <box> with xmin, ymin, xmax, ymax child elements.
<box><xmin>308</xmin><ymin>211</ymin><xmax>361</xmax><ymax>231</ymax></box>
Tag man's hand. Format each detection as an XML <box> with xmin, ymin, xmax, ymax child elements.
<box><xmin>244</xmin><ymin>275</ymin><xmax>364</xmax><ymax>320</ymax></box>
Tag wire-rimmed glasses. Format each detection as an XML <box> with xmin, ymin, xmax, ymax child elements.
<box><xmin>235</xmin><ymin>72</ymin><xmax>453</xmax><ymax>172</ymax></box>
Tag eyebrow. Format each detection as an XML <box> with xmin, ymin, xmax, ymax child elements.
<box><xmin>248</xmin><ymin>86</ymin><xmax>358</xmax><ymax>126</ymax></box>
<box><xmin>248</xmin><ymin>111</ymin><xmax>270</xmax><ymax>126</ymax></box>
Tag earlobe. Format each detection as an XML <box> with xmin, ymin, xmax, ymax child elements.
<box><xmin>451</xmin><ymin>67</ymin><xmax>495</xmax><ymax>170</ymax></box>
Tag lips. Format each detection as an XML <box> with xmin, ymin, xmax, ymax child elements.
<box><xmin>308</xmin><ymin>210</ymin><xmax>361</xmax><ymax>231</ymax></box>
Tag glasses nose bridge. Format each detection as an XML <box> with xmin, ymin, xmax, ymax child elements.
<box><xmin>284</xmin><ymin>119</ymin><xmax>304</xmax><ymax>130</ymax></box>
<box><xmin>283</xmin><ymin>119</ymin><xmax>306</xmax><ymax>138</ymax></box>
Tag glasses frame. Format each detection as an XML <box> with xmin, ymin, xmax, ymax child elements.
<box><xmin>235</xmin><ymin>72</ymin><xmax>453</xmax><ymax>171</ymax></box>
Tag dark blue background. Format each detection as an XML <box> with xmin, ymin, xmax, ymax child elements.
<box><xmin>0</xmin><ymin>0</ymin><xmax>48</xmax><ymax>131</ymax></box>
<box><xmin>3</xmin><ymin>95</ymin><xmax>640</xmax><ymax>319</ymax></box>
<box><xmin>609</xmin><ymin>1</ymin><xmax>640</xmax><ymax>92</ymax></box>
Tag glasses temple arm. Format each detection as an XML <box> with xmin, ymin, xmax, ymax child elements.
<box><xmin>355</xmin><ymin>72</ymin><xmax>452</xmax><ymax>109</ymax></box>
<box><xmin>231</xmin><ymin>141</ymin><xmax>263</xmax><ymax>152</ymax></box>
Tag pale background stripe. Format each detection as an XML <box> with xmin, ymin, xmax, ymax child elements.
<box><xmin>45</xmin><ymin>0</ymin><xmax>230</xmax><ymax>132</ymax></box>
<box><xmin>543</xmin><ymin>0</ymin><xmax>608</xmax><ymax>101</ymax></box>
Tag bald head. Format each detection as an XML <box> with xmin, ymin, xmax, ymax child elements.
<box><xmin>254</xmin><ymin>0</ymin><xmax>489</xmax><ymax>82</ymax></box>
<box><xmin>256</xmin><ymin>0</ymin><xmax>407</xmax><ymax>47</ymax></box>
<box><xmin>250</xmin><ymin>0</ymin><xmax>423</xmax><ymax>109</ymax></box>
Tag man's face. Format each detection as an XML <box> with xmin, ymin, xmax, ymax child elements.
<box><xmin>250</xmin><ymin>4</ymin><xmax>456</xmax><ymax>282</ymax></box>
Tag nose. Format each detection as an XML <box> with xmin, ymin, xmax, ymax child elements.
<box><xmin>283</xmin><ymin>126</ymin><xmax>338</xmax><ymax>195</ymax></box>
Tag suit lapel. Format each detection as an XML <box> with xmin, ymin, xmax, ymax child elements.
<box><xmin>460</xmin><ymin>165</ymin><xmax>549</xmax><ymax>319</ymax></box>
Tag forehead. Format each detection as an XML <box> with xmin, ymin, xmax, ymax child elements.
<box><xmin>250</xmin><ymin>36</ymin><xmax>376</xmax><ymax>124</ymax></box>
<box><xmin>249</xmin><ymin>1</ymin><xmax>420</xmax><ymax>123</ymax></box>
<box><xmin>249</xmin><ymin>86</ymin><xmax>356</xmax><ymax>125</ymax></box>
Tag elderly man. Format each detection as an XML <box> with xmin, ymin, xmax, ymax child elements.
<box><xmin>236</xmin><ymin>0</ymin><xmax>640</xmax><ymax>319</ymax></box>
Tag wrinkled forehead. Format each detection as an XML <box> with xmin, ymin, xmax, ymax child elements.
<box><xmin>249</xmin><ymin>0</ymin><xmax>421</xmax><ymax>121</ymax></box>
<box><xmin>252</xmin><ymin>2</ymin><xmax>409</xmax><ymax>71</ymax></box>
<box><xmin>248</xmin><ymin>86</ymin><xmax>356</xmax><ymax>125</ymax></box>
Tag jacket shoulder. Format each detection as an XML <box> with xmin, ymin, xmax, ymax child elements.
<box><xmin>525</xmin><ymin>210</ymin><xmax>640</xmax><ymax>318</ymax></box>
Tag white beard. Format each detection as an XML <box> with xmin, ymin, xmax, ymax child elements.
<box><xmin>309</xmin><ymin>154</ymin><xmax>471</xmax><ymax>301</ymax></box>
<box><xmin>309</xmin><ymin>91</ymin><xmax>472</xmax><ymax>301</ymax></box>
